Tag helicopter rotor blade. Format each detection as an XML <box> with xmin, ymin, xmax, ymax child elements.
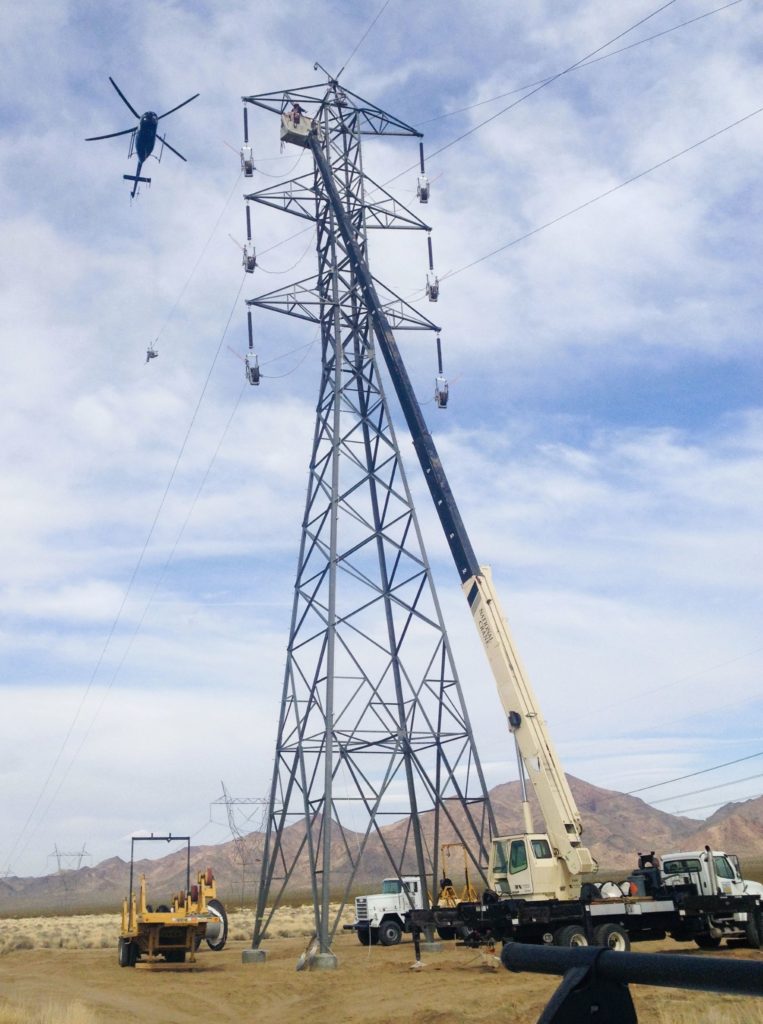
<box><xmin>158</xmin><ymin>93</ymin><xmax>200</xmax><ymax>120</ymax></box>
<box><xmin>159</xmin><ymin>136</ymin><xmax>187</xmax><ymax>162</ymax></box>
<box><xmin>108</xmin><ymin>77</ymin><xmax>141</xmax><ymax>119</ymax></box>
<box><xmin>85</xmin><ymin>127</ymin><xmax>136</xmax><ymax>142</ymax></box>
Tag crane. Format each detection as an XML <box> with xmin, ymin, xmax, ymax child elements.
<box><xmin>304</xmin><ymin>125</ymin><xmax>596</xmax><ymax>902</ymax></box>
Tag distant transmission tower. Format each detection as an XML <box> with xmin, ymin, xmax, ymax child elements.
<box><xmin>210</xmin><ymin>781</ymin><xmax>268</xmax><ymax>909</ymax></box>
<box><xmin>48</xmin><ymin>843</ymin><xmax>90</xmax><ymax>874</ymax></box>
<box><xmin>240</xmin><ymin>75</ymin><xmax>496</xmax><ymax>969</ymax></box>
<box><xmin>47</xmin><ymin>843</ymin><xmax>90</xmax><ymax>908</ymax></box>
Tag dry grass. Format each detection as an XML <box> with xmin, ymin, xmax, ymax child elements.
<box><xmin>0</xmin><ymin>1002</ymin><xmax>99</xmax><ymax>1024</ymax></box>
<box><xmin>0</xmin><ymin>903</ymin><xmax>354</xmax><ymax>954</ymax></box>
<box><xmin>651</xmin><ymin>996</ymin><xmax>763</xmax><ymax>1023</ymax></box>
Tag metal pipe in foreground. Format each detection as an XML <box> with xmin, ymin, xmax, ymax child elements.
<box><xmin>501</xmin><ymin>942</ymin><xmax>763</xmax><ymax>998</ymax></box>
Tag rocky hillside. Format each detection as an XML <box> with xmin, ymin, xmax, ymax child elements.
<box><xmin>2</xmin><ymin>776</ymin><xmax>761</xmax><ymax>915</ymax></box>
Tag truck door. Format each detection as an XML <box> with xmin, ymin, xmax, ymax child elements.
<box><xmin>506</xmin><ymin>839</ymin><xmax>534</xmax><ymax>896</ymax></box>
<box><xmin>713</xmin><ymin>855</ymin><xmax>743</xmax><ymax>895</ymax></box>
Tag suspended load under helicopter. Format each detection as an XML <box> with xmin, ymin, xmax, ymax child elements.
<box><xmin>146</xmin><ymin>344</ymin><xmax>158</xmax><ymax>364</ymax></box>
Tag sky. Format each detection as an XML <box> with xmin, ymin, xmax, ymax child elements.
<box><xmin>1</xmin><ymin>0</ymin><xmax>761</xmax><ymax>878</ymax></box>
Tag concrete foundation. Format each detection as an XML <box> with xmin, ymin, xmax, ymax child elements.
<box><xmin>420</xmin><ymin>940</ymin><xmax>443</xmax><ymax>953</ymax></box>
<box><xmin>310</xmin><ymin>952</ymin><xmax>338</xmax><ymax>970</ymax></box>
<box><xmin>242</xmin><ymin>947</ymin><xmax>267</xmax><ymax>964</ymax></box>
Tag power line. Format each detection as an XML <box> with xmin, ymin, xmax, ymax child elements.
<box><xmin>339</xmin><ymin>0</ymin><xmax>393</xmax><ymax>75</ymax></box>
<box><xmin>152</xmin><ymin>170</ymin><xmax>243</xmax><ymax>351</ymax></box>
<box><xmin>564</xmin><ymin>644</ymin><xmax>763</xmax><ymax>728</ymax></box>
<box><xmin>439</xmin><ymin>104</ymin><xmax>763</xmax><ymax>282</ymax></box>
<box><xmin>627</xmin><ymin>750</ymin><xmax>763</xmax><ymax>795</ymax></box>
<box><xmin>2</xmin><ymin>277</ymin><xmax>249</xmax><ymax>873</ymax></box>
<box><xmin>671</xmin><ymin>790</ymin><xmax>762</xmax><ymax>816</ymax></box>
<box><xmin>648</xmin><ymin>770</ymin><xmax>763</xmax><ymax>805</ymax></box>
<box><xmin>415</xmin><ymin>0</ymin><xmax>744</xmax><ymax>128</ymax></box>
<box><xmin>383</xmin><ymin>0</ymin><xmax>682</xmax><ymax>187</ymax></box>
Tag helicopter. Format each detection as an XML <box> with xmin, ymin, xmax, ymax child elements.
<box><xmin>86</xmin><ymin>77</ymin><xmax>199</xmax><ymax>198</ymax></box>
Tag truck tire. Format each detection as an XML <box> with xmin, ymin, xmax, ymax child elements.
<box><xmin>378</xmin><ymin>919</ymin><xmax>403</xmax><ymax>946</ymax></box>
<box><xmin>554</xmin><ymin>925</ymin><xmax>588</xmax><ymax>947</ymax></box>
<box><xmin>118</xmin><ymin>937</ymin><xmax>139</xmax><ymax>967</ymax></box>
<box><xmin>357</xmin><ymin>926</ymin><xmax>379</xmax><ymax>946</ymax></box>
<box><xmin>745</xmin><ymin>912</ymin><xmax>762</xmax><ymax>950</ymax></box>
<box><xmin>593</xmin><ymin>923</ymin><xmax>630</xmax><ymax>951</ymax></box>
<box><xmin>695</xmin><ymin>934</ymin><xmax>722</xmax><ymax>949</ymax></box>
<box><xmin>436</xmin><ymin>926</ymin><xmax>457</xmax><ymax>940</ymax></box>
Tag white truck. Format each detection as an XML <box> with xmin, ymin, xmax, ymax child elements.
<box><xmin>348</xmin><ymin>876</ymin><xmax>424</xmax><ymax>946</ymax></box>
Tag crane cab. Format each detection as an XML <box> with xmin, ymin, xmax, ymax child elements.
<box><xmin>488</xmin><ymin>834</ymin><xmax>574</xmax><ymax>901</ymax></box>
<box><xmin>417</xmin><ymin>174</ymin><xmax>430</xmax><ymax>204</ymax></box>
<box><xmin>280</xmin><ymin>106</ymin><xmax>319</xmax><ymax>148</ymax></box>
<box><xmin>426</xmin><ymin>273</ymin><xmax>439</xmax><ymax>302</ymax></box>
<box><xmin>240</xmin><ymin>144</ymin><xmax>254</xmax><ymax>177</ymax></box>
<box><xmin>242</xmin><ymin>241</ymin><xmax>256</xmax><ymax>273</ymax></box>
<box><xmin>245</xmin><ymin>355</ymin><xmax>260</xmax><ymax>385</ymax></box>
<box><xmin>434</xmin><ymin>375</ymin><xmax>449</xmax><ymax>409</ymax></box>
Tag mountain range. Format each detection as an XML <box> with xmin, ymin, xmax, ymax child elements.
<box><xmin>2</xmin><ymin>775</ymin><xmax>761</xmax><ymax>915</ymax></box>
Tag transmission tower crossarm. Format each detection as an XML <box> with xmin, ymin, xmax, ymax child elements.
<box><xmin>245</xmin><ymin>174</ymin><xmax>317</xmax><ymax>222</ymax></box>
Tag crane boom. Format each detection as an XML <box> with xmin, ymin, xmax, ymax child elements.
<box><xmin>307</xmin><ymin>130</ymin><xmax>595</xmax><ymax>898</ymax></box>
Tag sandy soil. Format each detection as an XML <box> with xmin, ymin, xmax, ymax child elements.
<box><xmin>0</xmin><ymin>924</ymin><xmax>761</xmax><ymax>1024</ymax></box>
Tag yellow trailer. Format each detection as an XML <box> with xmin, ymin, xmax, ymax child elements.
<box><xmin>118</xmin><ymin>834</ymin><xmax>227</xmax><ymax>967</ymax></box>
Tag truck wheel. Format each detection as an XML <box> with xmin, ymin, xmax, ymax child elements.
<box><xmin>745</xmin><ymin>912</ymin><xmax>762</xmax><ymax>950</ymax></box>
<box><xmin>436</xmin><ymin>926</ymin><xmax>457</xmax><ymax>940</ymax></box>
<box><xmin>593</xmin><ymin>923</ymin><xmax>630</xmax><ymax>951</ymax></box>
<box><xmin>554</xmin><ymin>925</ymin><xmax>588</xmax><ymax>947</ymax></box>
<box><xmin>378</xmin><ymin>919</ymin><xmax>403</xmax><ymax>946</ymax></box>
<box><xmin>695</xmin><ymin>934</ymin><xmax>722</xmax><ymax>949</ymax></box>
<box><xmin>118</xmin><ymin>937</ymin><xmax>131</xmax><ymax>967</ymax></box>
<box><xmin>357</xmin><ymin>926</ymin><xmax>379</xmax><ymax>946</ymax></box>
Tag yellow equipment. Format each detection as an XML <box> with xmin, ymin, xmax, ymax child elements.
<box><xmin>437</xmin><ymin>843</ymin><xmax>478</xmax><ymax>908</ymax></box>
<box><xmin>118</xmin><ymin>834</ymin><xmax>228</xmax><ymax>968</ymax></box>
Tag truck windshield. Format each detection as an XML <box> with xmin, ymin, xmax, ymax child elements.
<box><xmin>713</xmin><ymin>856</ymin><xmax>735</xmax><ymax>880</ymax></box>
<box><xmin>381</xmin><ymin>880</ymin><xmax>403</xmax><ymax>894</ymax></box>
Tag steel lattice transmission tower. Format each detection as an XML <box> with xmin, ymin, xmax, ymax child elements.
<box><xmin>241</xmin><ymin>76</ymin><xmax>496</xmax><ymax>966</ymax></box>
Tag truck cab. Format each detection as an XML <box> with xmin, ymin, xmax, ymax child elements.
<box><xmin>345</xmin><ymin>875</ymin><xmax>423</xmax><ymax>946</ymax></box>
<box><xmin>661</xmin><ymin>850</ymin><xmax>763</xmax><ymax>898</ymax></box>
<box><xmin>488</xmin><ymin>834</ymin><xmax>582</xmax><ymax>901</ymax></box>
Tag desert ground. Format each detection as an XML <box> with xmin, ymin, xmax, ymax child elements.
<box><xmin>0</xmin><ymin>906</ymin><xmax>762</xmax><ymax>1024</ymax></box>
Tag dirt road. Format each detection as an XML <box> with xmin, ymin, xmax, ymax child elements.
<box><xmin>0</xmin><ymin>932</ymin><xmax>759</xmax><ymax>1024</ymax></box>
